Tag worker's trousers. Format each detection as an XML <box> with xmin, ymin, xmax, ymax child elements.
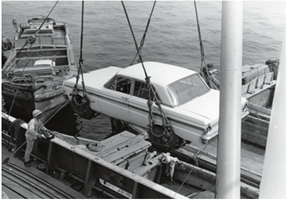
<box><xmin>24</xmin><ymin>138</ymin><xmax>35</xmax><ymax>162</ymax></box>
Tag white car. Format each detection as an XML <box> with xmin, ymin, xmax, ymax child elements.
<box><xmin>63</xmin><ymin>62</ymin><xmax>249</xmax><ymax>148</ymax></box>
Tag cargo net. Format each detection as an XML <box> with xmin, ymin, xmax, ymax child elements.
<box><xmin>70</xmin><ymin>91</ymin><xmax>95</xmax><ymax>120</ymax></box>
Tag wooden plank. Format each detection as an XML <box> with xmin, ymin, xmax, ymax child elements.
<box><xmin>3</xmin><ymin>167</ymin><xmax>63</xmax><ymax>199</ymax></box>
<box><xmin>2</xmin><ymin>185</ymin><xmax>25</xmax><ymax>199</ymax></box>
<box><xmin>104</xmin><ymin>140</ymin><xmax>150</xmax><ymax>163</ymax></box>
<box><xmin>247</xmin><ymin>102</ymin><xmax>271</xmax><ymax>116</ymax></box>
<box><xmin>247</xmin><ymin>79</ymin><xmax>257</xmax><ymax>94</ymax></box>
<box><xmin>96</xmin><ymin>132</ymin><xmax>147</xmax><ymax>158</ymax></box>
<box><xmin>244</xmin><ymin>83</ymin><xmax>275</xmax><ymax>108</ymax></box>
<box><xmin>2</xmin><ymin>175</ymin><xmax>43</xmax><ymax>199</ymax></box>
<box><xmin>2</xmin><ymin>145</ymin><xmax>86</xmax><ymax>199</ymax></box>
<box><xmin>242</xmin><ymin>116</ymin><xmax>269</xmax><ymax>147</ymax></box>
<box><xmin>256</xmin><ymin>75</ymin><xmax>265</xmax><ymax>88</ymax></box>
<box><xmin>264</xmin><ymin>72</ymin><xmax>273</xmax><ymax>84</ymax></box>
<box><xmin>98</xmin><ymin>131</ymin><xmax>135</xmax><ymax>153</ymax></box>
<box><xmin>241</xmin><ymin>83</ymin><xmax>249</xmax><ymax>95</ymax></box>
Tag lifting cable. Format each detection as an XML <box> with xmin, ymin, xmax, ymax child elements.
<box><xmin>70</xmin><ymin>0</ymin><xmax>95</xmax><ymax>119</ymax></box>
<box><xmin>194</xmin><ymin>1</ymin><xmax>219</xmax><ymax>90</ymax></box>
<box><xmin>3</xmin><ymin>0</ymin><xmax>59</xmax><ymax>120</ymax></box>
<box><xmin>194</xmin><ymin>1</ymin><xmax>206</xmax><ymax>72</ymax></box>
<box><xmin>130</xmin><ymin>1</ymin><xmax>157</xmax><ymax>65</ymax></box>
<box><xmin>173</xmin><ymin>141</ymin><xmax>211</xmax><ymax>198</ymax></box>
<box><xmin>122</xmin><ymin>1</ymin><xmax>180</xmax><ymax>148</ymax></box>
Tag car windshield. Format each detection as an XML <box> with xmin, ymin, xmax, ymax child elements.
<box><xmin>167</xmin><ymin>74</ymin><xmax>209</xmax><ymax>106</ymax></box>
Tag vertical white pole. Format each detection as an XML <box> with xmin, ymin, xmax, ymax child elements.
<box><xmin>216</xmin><ymin>1</ymin><xmax>243</xmax><ymax>199</ymax></box>
<box><xmin>259</xmin><ymin>35</ymin><xmax>286</xmax><ymax>199</ymax></box>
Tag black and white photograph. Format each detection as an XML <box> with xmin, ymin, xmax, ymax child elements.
<box><xmin>1</xmin><ymin>0</ymin><xmax>286</xmax><ymax>199</ymax></box>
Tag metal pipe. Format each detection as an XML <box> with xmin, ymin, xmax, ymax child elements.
<box><xmin>216</xmin><ymin>1</ymin><xmax>243</xmax><ymax>198</ymax></box>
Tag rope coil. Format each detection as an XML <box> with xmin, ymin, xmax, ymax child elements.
<box><xmin>86</xmin><ymin>141</ymin><xmax>102</xmax><ymax>152</ymax></box>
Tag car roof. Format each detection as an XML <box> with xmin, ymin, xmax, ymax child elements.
<box><xmin>117</xmin><ymin>61</ymin><xmax>197</xmax><ymax>86</ymax></box>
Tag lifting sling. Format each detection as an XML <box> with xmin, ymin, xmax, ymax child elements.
<box><xmin>122</xmin><ymin>1</ymin><xmax>184</xmax><ymax>149</ymax></box>
<box><xmin>70</xmin><ymin>1</ymin><xmax>95</xmax><ymax>119</ymax></box>
<box><xmin>194</xmin><ymin>1</ymin><xmax>220</xmax><ymax>90</ymax></box>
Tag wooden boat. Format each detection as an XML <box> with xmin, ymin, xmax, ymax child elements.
<box><xmin>240</xmin><ymin>60</ymin><xmax>277</xmax><ymax>148</ymax></box>
<box><xmin>2</xmin><ymin>112</ymin><xmax>259</xmax><ymax>198</ymax></box>
<box><xmin>202</xmin><ymin>60</ymin><xmax>277</xmax><ymax>148</ymax></box>
<box><xmin>1</xmin><ymin>16</ymin><xmax>77</xmax><ymax>123</ymax></box>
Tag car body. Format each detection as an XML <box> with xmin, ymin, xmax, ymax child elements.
<box><xmin>63</xmin><ymin>62</ymin><xmax>249</xmax><ymax>148</ymax></box>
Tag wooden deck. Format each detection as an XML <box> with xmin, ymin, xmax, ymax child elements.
<box><xmin>2</xmin><ymin>146</ymin><xmax>86</xmax><ymax>199</ymax></box>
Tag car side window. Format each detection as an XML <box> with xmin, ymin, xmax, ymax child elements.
<box><xmin>133</xmin><ymin>81</ymin><xmax>159</xmax><ymax>101</ymax></box>
<box><xmin>116</xmin><ymin>77</ymin><xmax>132</xmax><ymax>94</ymax></box>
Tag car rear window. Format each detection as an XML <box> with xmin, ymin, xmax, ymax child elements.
<box><xmin>167</xmin><ymin>74</ymin><xmax>209</xmax><ymax>106</ymax></box>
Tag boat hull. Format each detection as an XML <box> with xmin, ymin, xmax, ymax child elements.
<box><xmin>2</xmin><ymin>81</ymin><xmax>68</xmax><ymax>123</ymax></box>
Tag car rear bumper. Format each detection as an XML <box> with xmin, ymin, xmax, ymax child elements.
<box><xmin>201</xmin><ymin>110</ymin><xmax>250</xmax><ymax>144</ymax></box>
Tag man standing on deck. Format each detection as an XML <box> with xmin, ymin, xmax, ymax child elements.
<box><xmin>24</xmin><ymin>109</ymin><xmax>50</xmax><ymax>167</ymax></box>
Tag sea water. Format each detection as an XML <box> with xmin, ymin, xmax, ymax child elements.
<box><xmin>1</xmin><ymin>1</ymin><xmax>285</xmax><ymax>140</ymax></box>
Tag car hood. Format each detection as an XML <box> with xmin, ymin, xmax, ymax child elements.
<box><xmin>177</xmin><ymin>89</ymin><xmax>220</xmax><ymax>122</ymax></box>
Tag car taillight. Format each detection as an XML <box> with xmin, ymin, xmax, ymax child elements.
<box><xmin>204</xmin><ymin>125</ymin><xmax>212</xmax><ymax>134</ymax></box>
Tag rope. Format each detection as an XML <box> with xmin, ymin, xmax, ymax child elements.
<box><xmin>122</xmin><ymin>1</ymin><xmax>182</xmax><ymax>148</ymax></box>
<box><xmin>194</xmin><ymin>1</ymin><xmax>220</xmax><ymax>90</ymax></box>
<box><xmin>73</xmin><ymin>0</ymin><xmax>87</xmax><ymax>94</ymax></box>
<box><xmin>35</xmin><ymin>1</ymin><xmax>59</xmax><ymax>36</ymax></box>
<box><xmin>194</xmin><ymin>1</ymin><xmax>207</xmax><ymax>73</ymax></box>
<box><xmin>130</xmin><ymin>1</ymin><xmax>157</xmax><ymax>65</ymax></box>
<box><xmin>173</xmin><ymin>141</ymin><xmax>210</xmax><ymax>197</ymax></box>
<box><xmin>86</xmin><ymin>141</ymin><xmax>103</xmax><ymax>152</ymax></box>
<box><xmin>121</xmin><ymin>1</ymin><xmax>153</xmax><ymax>133</ymax></box>
<box><xmin>69</xmin><ymin>1</ymin><xmax>95</xmax><ymax>120</ymax></box>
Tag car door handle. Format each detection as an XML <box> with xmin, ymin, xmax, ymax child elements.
<box><xmin>122</xmin><ymin>97</ymin><xmax>128</xmax><ymax>101</ymax></box>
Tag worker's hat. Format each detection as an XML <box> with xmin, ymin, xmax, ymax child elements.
<box><xmin>32</xmin><ymin>109</ymin><xmax>42</xmax><ymax>118</ymax></box>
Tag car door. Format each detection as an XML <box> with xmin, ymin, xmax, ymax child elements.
<box><xmin>128</xmin><ymin>80</ymin><xmax>159</xmax><ymax>128</ymax></box>
<box><xmin>99</xmin><ymin>76</ymin><xmax>132</xmax><ymax>122</ymax></box>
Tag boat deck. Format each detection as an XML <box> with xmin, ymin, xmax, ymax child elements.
<box><xmin>2</xmin><ymin>146</ymin><xmax>86</xmax><ymax>199</ymax></box>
